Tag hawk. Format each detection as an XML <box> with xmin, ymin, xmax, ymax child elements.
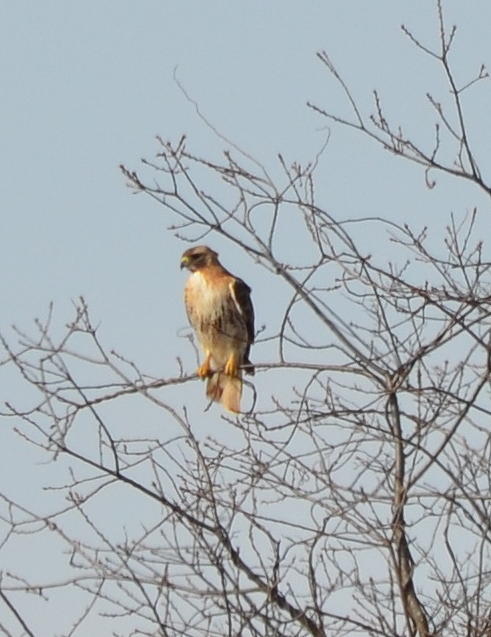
<box><xmin>180</xmin><ymin>245</ymin><xmax>254</xmax><ymax>413</ymax></box>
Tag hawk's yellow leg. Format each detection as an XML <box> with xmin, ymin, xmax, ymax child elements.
<box><xmin>224</xmin><ymin>351</ymin><xmax>239</xmax><ymax>377</ymax></box>
<box><xmin>197</xmin><ymin>352</ymin><xmax>213</xmax><ymax>379</ymax></box>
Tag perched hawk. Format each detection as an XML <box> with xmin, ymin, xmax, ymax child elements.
<box><xmin>180</xmin><ymin>245</ymin><xmax>254</xmax><ymax>413</ymax></box>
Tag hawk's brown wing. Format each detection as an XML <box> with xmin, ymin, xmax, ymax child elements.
<box><xmin>230</xmin><ymin>277</ymin><xmax>255</xmax><ymax>375</ymax></box>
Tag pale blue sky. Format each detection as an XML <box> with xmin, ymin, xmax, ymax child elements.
<box><xmin>1</xmin><ymin>1</ymin><xmax>490</xmax><ymax>633</ymax></box>
<box><xmin>2</xmin><ymin>1</ymin><xmax>489</xmax><ymax>338</ymax></box>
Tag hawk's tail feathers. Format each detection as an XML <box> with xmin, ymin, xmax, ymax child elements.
<box><xmin>206</xmin><ymin>372</ymin><xmax>242</xmax><ymax>413</ymax></box>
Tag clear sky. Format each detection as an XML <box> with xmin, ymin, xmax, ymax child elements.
<box><xmin>1</xmin><ymin>1</ymin><xmax>490</xmax><ymax>633</ymax></box>
<box><xmin>1</xmin><ymin>1</ymin><xmax>489</xmax><ymax>336</ymax></box>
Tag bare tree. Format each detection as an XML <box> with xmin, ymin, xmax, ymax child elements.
<box><xmin>2</xmin><ymin>2</ymin><xmax>491</xmax><ymax>635</ymax></box>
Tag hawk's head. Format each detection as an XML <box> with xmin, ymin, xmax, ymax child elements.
<box><xmin>180</xmin><ymin>245</ymin><xmax>219</xmax><ymax>272</ymax></box>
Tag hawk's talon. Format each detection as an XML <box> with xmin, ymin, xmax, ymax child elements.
<box><xmin>224</xmin><ymin>354</ymin><xmax>239</xmax><ymax>377</ymax></box>
<box><xmin>197</xmin><ymin>356</ymin><xmax>213</xmax><ymax>379</ymax></box>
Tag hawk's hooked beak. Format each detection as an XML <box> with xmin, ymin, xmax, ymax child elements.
<box><xmin>180</xmin><ymin>255</ymin><xmax>189</xmax><ymax>270</ymax></box>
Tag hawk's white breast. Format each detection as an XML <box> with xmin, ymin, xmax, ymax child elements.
<box><xmin>187</xmin><ymin>271</ymin><xmax>223</xmax><ymax>321</ymax></box>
